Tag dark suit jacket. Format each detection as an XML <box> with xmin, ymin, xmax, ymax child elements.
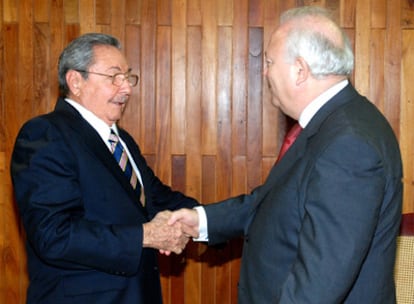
<box><xmin>205</xmin><ymin>84</ymin><xmax>403</xmax><ymax>303</ymax></box>
<box><xmin>11</xmin><ymin>98</ymin><xmax>198</xmax><ymax>304</ymax></box>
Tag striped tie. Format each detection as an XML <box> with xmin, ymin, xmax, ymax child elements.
<box><xmin>109</xmin><ymin>130</ymin><xmax>144</xmax><ymax>205</ymax></box>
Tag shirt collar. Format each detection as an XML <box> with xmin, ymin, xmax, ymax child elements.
<box><xmin>64</xmin><ymin>98</ymin><xmax>117</xmax><ymax>146</ymax></box>
<box><xmin>299</xmin><ymin>79</ymin><xmax>348</xmax><ymax>128</ymax></box>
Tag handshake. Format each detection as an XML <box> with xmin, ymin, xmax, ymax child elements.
<box><xmin>142</xmin><ymin>208</ymin><xmax>200</xmax><ymax>255</ymax></box>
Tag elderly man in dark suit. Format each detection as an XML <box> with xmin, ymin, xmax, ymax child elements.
<box><xmin>11</xmin><ymin>33</ymin><xmax>198</xmax><ymax>304</ymax></box>
<box><xmin>169</xmin><ymin>6</ymin><xmax>403</xmax><ymax>304</ymax></box>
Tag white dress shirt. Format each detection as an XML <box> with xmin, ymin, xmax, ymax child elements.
<box><xmin>65</xmin><ymin>98</ymin><xmax>144</xmax><ymax>188</ymax></box>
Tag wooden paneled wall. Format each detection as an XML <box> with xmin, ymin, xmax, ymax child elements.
<box><xmin>1</xmin><ymin>0</ymin><xmax>413</xmax><ymax>303</ymax></box>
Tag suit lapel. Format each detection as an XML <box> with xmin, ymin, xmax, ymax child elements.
<box><xmin>261</xmin><ymin>84</ymin><xmax>358</xmax><ymax>196</ymax></box>
<box><xmin>53</xmin><ymin>98</ymin><xmax>142</xmax><ymax>207</ymax></box>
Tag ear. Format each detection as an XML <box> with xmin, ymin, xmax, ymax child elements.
<box><xmin>66</xmin><ymin>70</ymin><xmax>83</xmax><ymax>97</ymax></box>
<box><xmin>294</xmin><ymin>57</ymin><xmax>310</xmax><ymax>86</ymax></box>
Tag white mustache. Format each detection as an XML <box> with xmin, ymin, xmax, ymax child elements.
<box><xmin>111</xmin><ymin>95</ymin><xmax>129</xmax><ymax>104</ymax></box>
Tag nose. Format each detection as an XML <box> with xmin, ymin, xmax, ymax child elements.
<box><xmin>120</xmin><ymin>79</ymin><xmax>133</xmax><ymax>93</ymax></box>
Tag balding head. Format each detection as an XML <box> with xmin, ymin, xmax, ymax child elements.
<box><xmin>277</xmin><ymin>6</ymin><xmax>354</xmax><ymax>79</ymax></box>
<box><xmin>264</xmin><ymin>6</ymin><xmax>354</xmax><ymax>120</ymax></box>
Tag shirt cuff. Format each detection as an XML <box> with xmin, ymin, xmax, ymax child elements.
<box><xmin>193</xmin><ymin>206</ymin><xmax>208</xmax><ymax>242</ymax></box>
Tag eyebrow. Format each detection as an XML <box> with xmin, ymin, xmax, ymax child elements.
<box><xmin>105</xmin><ymin>66</ymin><xmax>132</xmax><ymax>73</ymax></box>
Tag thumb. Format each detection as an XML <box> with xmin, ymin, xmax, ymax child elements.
<box><xmin>167</xmin><ymin>209</ymin><xmax>183</xmax><ymax>226</ymax></box>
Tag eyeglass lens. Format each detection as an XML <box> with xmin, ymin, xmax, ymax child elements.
<box><xmin>113</xmin><ymin>74</ymin><xmax>139</xmax><ymax>87</ymax></box>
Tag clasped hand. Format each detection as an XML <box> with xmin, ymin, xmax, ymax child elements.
<box><xmin>143</xmin><ymin>209</ymin><xmax>199</xmax><ymax>255</ymax></box>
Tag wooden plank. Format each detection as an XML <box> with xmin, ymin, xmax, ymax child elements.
<box><xmin>384</xmin><ymin>0</ymin><xmax>402</xmax><ymax>137</ymax></box>
<box><xmin>3</xmin><ymin>0</ymin><xmax>17</xmax><ymax>22</ymax></box>
<box><xmin>187</xmin><ymin>0</ymin><xmax>201</xmax><ymax>25</ymax></box>
<box><xmin>371</xmin><ymin>0</ymin><xmax>386</xmax><ymax>29</ymax></box>
<box><xmin>217</xmin><ymin>0</ymin><xmax>233</xmax><ymax>26</ymax></box>
<box><xmin>34</xmin><ymin>23</ymin><xmax>51</xmax><ymax>115</ymax></box>
<box><xmin>369</xmin><ymin>29</ymin><xmax>385</xmax><ymax>112</ymax></box>
<box><xmin>17</xmin><ymin>3</ymin><xmax>33</xmax><ymax>300</ymax></box>
<box><xmin>216</xmin><ymin>26</ymin><xmax>232</xmax><ymax>201</ymax></box>
<box><xmin>50</xmin><ymin>0</ymin><xmax>65</xmax><ymax>105</ymax></box>
<box><xmin>3</xmin><ymin>23</ymin><xmax>26</xmax><ymax>303</ymax></box>
<box><xmin>326</xmin><ymin>0</ymin><xmax>341</xmax><ymax>23</ymax></box>
<box><xmin>249</xmin><ymin>0</ymin><xmax>264</xmax><ymax>27</ymax></box>
<box><xmin>339</xmin><ymin>0</ymin><xmax>356</xmax><ymax>28</ymax></box>
<box><xmin>63</xmin><ymin>0</ymin><xmax>79</xmax><ymax>23</ymax></box>
<box><xmin>172</xmin><ymin>17</ymin><xmax>202</xmax><ymax>298</ymax></box>
<box><xmin>402</xmin><ymin>0</ymin><xmax>414</xmax><ymax>29</ymax></box>
<box><xmin>299</xmin><ymin>0</ymin><xmax>325</xmax><ymax>7</ymax></box>
<box><xmin>120</xmin><ymin>25</ymin><xmax>141</xmax><ymax>141</ymax></box>
<box><xmin>354</xmin><ymin>0</ymin><xmax>371</xmax><ymax>98</ymax></box>
<box><xmin>232</xmin><ymin>0</ymin><xmax>248</xmax><ymax>157</ymax></box>
<box><xmin>171</xmin><ymin>0</ymin><xmax>187</xmax><ymax>154</ymax></box>
<box><xmin>262</xmin><ymin>0</ymin><xmax>280</xmax><ymax>156</ymax></box>
<box><xmin>201</xmin><ymin>0</ymin><xmax>217</xmax><ymax>155</ymax></box>
<box><xmin>401</xmin><ymin>29</ymin><xmax>414</xmax><ymax>213</ymax></box>
<box><xmin>18</xmin><ymin>0</ymin><xmax>34</xmax><ymax>121</ymax></box>
<box><xmin>167</xmin><ymin>155</ymin><xmax>187</xmax><ymax>304</ymax></box>
<box><xmin>155</xmin><ymin>26</ymin><xmax>172</xmax><ymax>183</ymax></box>
<box><xmin>186</xmin><ymin>26</ymin><xmax>202</xmax><ymax>198</ymax></box>
<box><xmin>0</xmin><ymin>0</ymin><xmax>3</xmax><ymax>133</ymax></box>
<box><xmin>140</xmin><ymin>0</ymin><xmax>157</xmax><ymax>153</ymax></box>
<box><xmin>200</xmin><ymin>156</ymin><xmax>217</xmax><ymax>304</ymax></box>
<box><xmin>125</xmin><ymin>0</ymin><xmax>141</xmax><ymax>25</ymax></box>
<box><xmin>110</xmin><ymin>0</ymin><xmax>125</xmax><ymax>43</ymax></box>
<box><xmin>158</xmin><ymin>0</ymin><xmax>172</xmax><ymax>25</ymax></box>
<box><xmin>79</xmin><ymin>0</ymin><xmax>96</xmax><ymax>33</ymax></box>
<box><xmin>0</xmin><ymin>152</ymin><xmax>6</xmax><ymax>304</ymax></box>
<box><xmin>34</xmin><ymin>0</ymin><xmax>49</xmax><ymax>23</ymax></box>
<box><xmin>96</xmin><ymin>0</ymin><xmax>111</xmax><ymax>25</ymax></box>
<box><xmin>247</xmin><ymin>27</ymin><xmax>263</xmax><ymax>192</ymax></box>
<box><xmin>214</xmin><ymin>26</ymin><xmax>234</xmax><ymax>304</ymax></box>
<box><xmin>3</xmin><ymin>24</ymin><xmax>20</xmax><ymax>151</ymax></box>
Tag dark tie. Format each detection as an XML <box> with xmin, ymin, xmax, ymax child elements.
<box><xmin>276</xmin><ymin>122</ymin><xmax>302</xmax><ymax>162</ymax></box>
<box><xmin>108</xmin><ymin>130</ymin><xmax>145</xmax><ymax>205</ymax></box>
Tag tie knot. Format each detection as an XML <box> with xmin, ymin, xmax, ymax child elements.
<box><xmin>285</xmin><ymin>123</ymin><xmax>302</xmax><ymax>141</ymax></box>
<box><xmin>109</xmin><ymin>129</ymin><xmax>119</xmax><ymax>152</ymax></box>
<box><xmin>109</xmin><ymin>129</ymin><xmax>119</xmax><ymax>143</ymax></box>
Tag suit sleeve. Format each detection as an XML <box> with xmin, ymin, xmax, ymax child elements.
<box><xmin>279</xmin><ymin>133</ymin><xmax>387</xmax><ymax>303</ymax></box>
<box><xmin>11</xmin><ymin>118</ymin><xmax>142</xmax><ymax>275</ymax></box>
<box><xmin>204</xmin><ymin>189</ymin><xmax>261</xmax><ymax>244</ymax></box>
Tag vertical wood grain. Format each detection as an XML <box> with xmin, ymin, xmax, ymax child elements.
<box><xmin>262</xmin><ymin>0</ymin><xmax>281</xmax><ymax>158</ymax></box>
<box><xmin>247</xmin><ymin>27</ymin><xmax>263</xmax><ymax>192</ymax></box>
<box><xmin>201</xmin><ymin>0</ymin><xmax>217</xmax><ymax>155</ymax></box>
<box><xmin>384</xmin><ymin>0</ymin><xmax>402</xmax><ymax>137</ymax></box>
<box><xmin>354</xmin><ymin>0</ymin><xmax>370</xmax><ymax>98</ymax></box>
<box><xmin>155</xmin><ymin>26</ymin><xmax>172</xmax><ymax>183</ymax></box>
<box><xmin>401</xmin><ymin>29</ymin><xmax>414</xmax><ymax>213</ymax></box>
<box><xmin>232</xmin><ymin>0</ymin><xmax>248</xmax><ymax>157</ymax></box>
<box><xmin>140</xmin><ymin>0</ymin><xmax>157</xmax><ymax>153</ymax></box>
<box><xmin>171</xmin><ymin>0</ymin><xmax>187</xmax><ymax>154</ymax></box>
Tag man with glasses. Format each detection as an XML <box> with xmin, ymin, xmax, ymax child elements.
<box><xmin>10</xmin><ymin>33</ymin><xmax>198</xmax><ymax>304</ymax></box>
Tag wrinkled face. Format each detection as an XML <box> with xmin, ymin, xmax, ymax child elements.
<box><xmin>73</xmin><ymin>45</ymin><xmax>133</xmax><ymax>126</ymax></box>
<box><xmin>264</xmin><ymin>27</ymin><xmax>297</xmax><ymax>117</ymax></box>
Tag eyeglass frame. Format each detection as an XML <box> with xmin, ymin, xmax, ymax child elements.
<box><xmin>74</xmin><ymin>68</ymin><xmax>140</xmax><ymax>87</ymax></box>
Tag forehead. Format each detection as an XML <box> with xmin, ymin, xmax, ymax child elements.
<box><xmin>266</xmin><ymin>27</ymin><xmax>288</xmax><ymax>56</ymax></box>
<box><xmin>91</xmin><ymin>45</ymin><xmax>128</xmax><ymax>70</ymax></box>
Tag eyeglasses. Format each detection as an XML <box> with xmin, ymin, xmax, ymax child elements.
<box><xmin>75</xmin><ymin>69</ymin><xmax>139</xmax><ymax>87</ymax></box>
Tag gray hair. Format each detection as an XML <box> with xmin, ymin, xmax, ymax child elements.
<box><xmin>58</xmin><ymin>33</ymin><xmax>121</xmax><ymax>96</ymax></box>
<box><xmin>280</xmin><ymin>6</ymin><xmax>354</xmax><ymax>78</ymax></box>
